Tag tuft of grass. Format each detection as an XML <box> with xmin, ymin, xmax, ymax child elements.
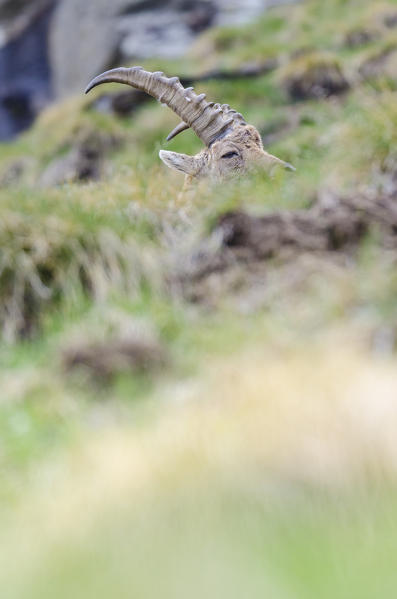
<box><xmin>0</xmin><ymin>179</ymin><xmax>169</xmax><ymax>341</ymax></box>
<box><xmin>327</xmin><ymin>89</ymin><xmax>397</xmax><ymax>191</ymax></box>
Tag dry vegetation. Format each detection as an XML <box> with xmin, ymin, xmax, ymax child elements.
<box><xmin>2</xmin><ymin>0</ymin><xmax>397</xmax><ymax>596</ymax></box>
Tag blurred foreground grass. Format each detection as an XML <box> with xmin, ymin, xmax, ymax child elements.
<box><xmin>2</xmin><ymin>0</ymin><xmax>397</xmax><ymax>595</ymax></box>
<box><xmin>2</xmin><ymin>345</ymin><xmax>397</xmax><ymax>598</ymax></box>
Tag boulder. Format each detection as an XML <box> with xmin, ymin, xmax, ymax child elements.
<box><xmin>0</xmin><ymin>0</ymin><xmax>288</xmax><ymax>137</ymax></box>
<box><xmin>343</xmin><ymin>27</ymin><xmax>380</xmax><ymax>49</ymax></box>
<box><xmin>39</xmin><ymin>129</ymin><xmax>121</xmax><ymax>187</ymax></box>
<box><xmin>359</xmin><ymin>45</ymin><xmax>397</xmax><ymax>83</ymax></box>
<box><xmin>0</xmin><ymin>0</ymin><xmax>55</xmax><ymax>140</ymax></box>
<box><xmin>49</xmin><ymin>0</ymin><xmax>276</xmax><ymax>98</ymax></box>
<box><xmin>49</xmin><ymin>0</ymin><xmax>129</xmax><ymax>99</ymax></box>
<box><xmin>279</xmin><ymin>53</ymin><xmax>350</xmax><ymax>101</ymax></box>
<box><xmin>0</xmin><ymin>0</ymin><xmax>41</xmax><ymax>22</ymax></box>
<box><xmin>50</xmin><ymin>0</ymin><xmax>219</xmax><ymax>98</ymax></box>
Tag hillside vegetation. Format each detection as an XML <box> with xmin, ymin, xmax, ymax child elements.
<box><xmin>2</xmin><ymin>0</ymin><xmax>397</xmax><ymax>596</ymax></box>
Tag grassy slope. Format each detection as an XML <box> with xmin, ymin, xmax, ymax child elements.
<box><xmin>2</xmin><ymin>0</ymin><xmax>397</xmax><ymax>595</ymax></box>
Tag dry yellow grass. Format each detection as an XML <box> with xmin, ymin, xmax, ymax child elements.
<box><xmin>3</xmin><ymin>340</ymin><xmax>397</xmax><ymax>567</ymax></box>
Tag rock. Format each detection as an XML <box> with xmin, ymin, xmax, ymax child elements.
<box><xmin>49</xmin><ymin>0</ymin><xmax>277</xmax><ymax>98</ymax></box>
<box><xmin>359</xmin><ymin>45</ymin><xmax>397</xmax><ymax>83</ymax></box>
<box><xmin>0</xmin><ymin>157</ymin><xmax>31</xmax><ymax>186</ymax></box>
<box><xmin>0</xmin><ymin>0</ymin><xmax>294</xmax><ymax>137</ymax></box>
<box><xmin>91</xmin><ymin>89</ymin><xmax>148</xmax><ymax>118</ymax></box>
<box><xmin>50</xmin><ymin>1</ymin><xmax>205</xmax><ymax>97</ymax></box>
<box><xmin>63</xmin><ymin>334</ymin><xmax>167</xmax><ymax>382</ymax></box>
<box><xmin>213</xmin><ymin>0</ymin><xmax>267</xmax><ymax>26</ymax></box>
<box><xmin>118</xmin><ymin>8</ymin><xmax>194</xmax><ymax>61</ymax></box>
<box><xmin>50</xmin><ymin>1</ymin><xmax>219</xmax><ymax>97</ymax></box>
<box><xmin>179</xmin><ymin>189</ymin><xmax>397</xmax><ymax>300</ymax></box>
<box><xmin>0</xmin><ymin>0</ymin><xmax>48</xmax><ymax>24</ymax></box>
<box><xmin>50</xmin><ymin>0</ymin><xmax>127</xmax><ymax>99</ymax></box>
<box><xmin>40</xmin><ymin>129</ymin><xmax>121</xmax><ymax>187</ymax></box>
<box><xmin>384</xmin><ymin>12</ymin><xmax>397</xmax><ymax>28</ymax></box>
<box><xmin>186</xmin><ymin>2</ymin><xmax>217</xmax><ymax>32</ymax></box>
<box><xmin>344</xmin><ymin>27</ymin><xmax>379</xmax><ymax>49</ymax></box>
<box><xmin>0</xmin><ymin>0</ymin><xmax>54</xmax><ymax>140</ymax></box>
<box><xmin>40</xmin><ymin>148</ymin><xmax>95</xmax><ymax>188</ymax></box>
<box><xmin>280</xmin><ymin>53</ymin><xmax>350</xmax><ymax>101</ymax></box>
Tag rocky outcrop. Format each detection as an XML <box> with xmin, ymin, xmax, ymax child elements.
<box><xmin>49</xmin><ymin>0</ymin><xmax>269</xmax><ymax>98</ymax></box>
<box><xmin>62</xmin><ymin>333</ymin><xmax>167</xmax><ymax>382</ymax></box>
<box><xmin>39</xmin><ymin>128</ymin><xmax>122</xmax><ymax>187</ymax></box>
<box><xmin>0</xmin><ymin>0</ymin><xmax>55</xmax><ymax>140</ymax></box>
<box><xmin>359</xmin><ymin>45</ymin><xmax>397</xmax><ymax>84</ymax></box>
<box><xmin>279</xmin><ymin>53</ymin><xmax>350</xmax><ymax>101</ymax></box>
<box><xmin>178</xmin><ymin>183</ymin><xmax>397</xmax><ymax>303</ymax></box>
<box><xmin>0</xmin><ymin>0</ymin><xmax>294</xmax><ymax>140</ymax></box>
<box><xmin>49</xmin><ymin>0</ymin><xmax>128</xmax><ymax>99</ymax></box>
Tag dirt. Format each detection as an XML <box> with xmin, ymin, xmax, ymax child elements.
<box><xmin>180</xmin><ymin>184</ymin><xmax>397</xmax><ymax>293</ymax></box>
<box><xmin>281</xmin><ymin>56</ymin><xmax>350</xmax><ymax>101</ymax></box>
<box><xmin>63</xmin><ymin>336</ymin><xmax>167</xmax><ymax>382</ymax></box>
<box><xmin>359</xmin><ymin>45</ymin><xmax>397</xmax><ymax>82</ymax></box>
<box><xmin>39</xmin><ymin>129</ymin><xmax>122</xmax><ymax>187</ymax></box>
<box><xmin>344</xmin><ymin>28</ymin><xmax>380</xmax><ymax>49</ymax></box>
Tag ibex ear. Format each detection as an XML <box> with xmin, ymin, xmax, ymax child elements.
<box><xmin>159</xmin><ymin>150</ymin><xmax>201</xmax><ymax>176</ymax></box>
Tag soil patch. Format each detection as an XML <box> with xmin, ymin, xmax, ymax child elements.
<box><xmin>280</xmin><ymin>54</ymin><xmax>350</xmax><ymax>101</ymax></box>
<box><xmin>63</xmin><ymin>336</ymin><xmax>167</xmax><ymax>383</ymax></box>
<box><xmin>182</xmin><ymin>186</ymin><xmax>397</xmax><ymax>287</ymax></box>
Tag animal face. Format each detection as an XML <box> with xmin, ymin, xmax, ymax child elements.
<box><xmin>85</xmin><ymin>66</ymin><xmax>294</xmax><ymax>184</ymax></box>
<box><xmin>159</xmin><ymin>125</ymin><xmax>293</xmax><ymax>182</ymax></box>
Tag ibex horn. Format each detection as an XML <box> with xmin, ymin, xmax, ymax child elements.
<box><xmin>166</xmin><ymin>121</ymin><xmax>189</xmax><ymax>141</ymax></box>
<box><xmin>85</xmin><ymin>66</ymin><xmax>246</xmax><ymax>147</ymax></box>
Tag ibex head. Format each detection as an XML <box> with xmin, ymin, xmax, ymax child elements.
<box><xmin>85</xmin><ymin>66</ymin><xmax>294</xmax><ymax>184</ymax></box>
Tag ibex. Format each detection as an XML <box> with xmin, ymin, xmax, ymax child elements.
<box><xmin>85</xmin><ymin>66</ymin><xmax>294</xmax><ymax>187</ymax></box>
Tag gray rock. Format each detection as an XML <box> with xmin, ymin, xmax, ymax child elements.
<box><xmin>49</xmin><ymin>0</ymin><xmax>274</xmax><ymax>98</ymax></box>
<box><xmin>0</xmin><ymin>0</ymin><xmax>35</xmax><ymax>22</ymax></box>
<box><xmin>50</xmin><ymin>0</ymin><xmax>218</xmax><ymax>97</ymax></box>
<box><xmin>0</xmin><ymin>0</ymin><xmax>298</xmax><ymax>137</ymax></box>
<box><xmin>0</xmin><ymin>0</ymin><xmax>53</xmax><ymax>45</ymax></box>
<box><xmin>118</xmin><ymin>8</ymin><xmax>200</xmax><ymax>61</ymax></box>
<box><xmin>40</xmin><ymin>129</ymin><xmax>121</xmax><ymax>187</ymax></box>
<box><xmin>49</xmin><ymin>0</ymin><xmax>128</xmax><ymax>98</ymax></box>
<box><xmin>0</xmin><ymin>157</ymin><xmax>31</xmax><ymax>187</ymax></box>
<box><xmin>359</xmin><ymin>46</ymin><xmax>397</xmax><ymax>83</ymax></box>
<box><xmin>0</xmin><ymin>0</ymin><xmax>54</xmax><ymax>140</ymax></box>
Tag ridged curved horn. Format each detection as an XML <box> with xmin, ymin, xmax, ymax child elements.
<box><xmin>166</xmin><ymin>121</ymin><xmax>189</xmax><ymax>142</ymax></box>
<box><xmin>85</xmin><ymin>66</ymin><xmax>246</xmax><ymax>147</ymax></box>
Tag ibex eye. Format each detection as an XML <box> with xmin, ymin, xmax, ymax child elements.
<box><xmin>221</xmin><ymin>151</ymin><xmax>239</xmax><ymax>159</ymax></box>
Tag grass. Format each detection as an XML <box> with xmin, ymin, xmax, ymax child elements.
<box><xmin>2</xmin><ymin>0</ymin><xmax>397</xmax><ymax>595</ymax></box>
<box><xmin>2</xmin><ymin>344</ymin><xmax>397</xmax><ymax>598</ymax></box>
<box><xmin>4</xmin><ymin>486</ymin><xmax>397</xmax><ymax>598</ymax></box>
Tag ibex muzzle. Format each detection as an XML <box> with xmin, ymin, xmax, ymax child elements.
<box><xmin>85</xmin><ymin>66</ymin><xmax>294</xmax><ymax>184</ymax></box>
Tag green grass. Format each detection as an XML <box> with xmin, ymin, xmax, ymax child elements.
<box><xmin>3</xmin><ymin>484</ymin><xmax>397</xmax><ymax>599</ymax></box>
